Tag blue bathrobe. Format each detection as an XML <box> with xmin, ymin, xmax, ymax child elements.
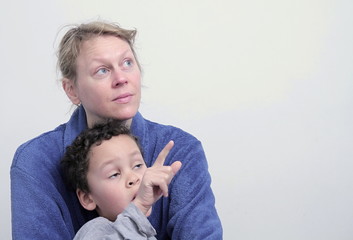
<box><xmin>11</xmin><ymin>106</ymin><xmax>222</xmax><ymax>239</ymax></box>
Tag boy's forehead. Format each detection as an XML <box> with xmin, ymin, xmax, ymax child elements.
<box><xmin>89</xmin><ymin>135</ymin><xmax>141</xmax><ymax>161</ymax></box>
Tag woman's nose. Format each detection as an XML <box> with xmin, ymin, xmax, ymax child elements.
<box><xmin>112</xmin><ymin>69</ymin><xmax>128</xmax><ymax>87</ymax></box>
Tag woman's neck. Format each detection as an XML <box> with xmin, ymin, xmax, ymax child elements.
<box><xmin>87</xmin><ymin>118</ymin><xmax>132</xmax><ymax>129</ymax></box>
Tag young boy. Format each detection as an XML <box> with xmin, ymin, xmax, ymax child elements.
<box><xmin>61</xmin><ymin>120</ymin><xmax>182</xmax><ymax>239</ymax></box>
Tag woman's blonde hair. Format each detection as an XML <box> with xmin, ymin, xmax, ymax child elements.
<box><xmin>57</xmin><ymin>21</ymin><xmax>140</xmax><ymax>83</ymax></box>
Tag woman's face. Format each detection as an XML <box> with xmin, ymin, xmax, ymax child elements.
<box><xmin>68</xmin><ymin>35</ymin><xmax>141</xmax><ymax>127</ymax></box>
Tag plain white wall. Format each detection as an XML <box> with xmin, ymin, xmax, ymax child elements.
<box><xmin>1</xmin><ymin>0</ymin><xmax>353</xmax><ymax>239</ymax></box>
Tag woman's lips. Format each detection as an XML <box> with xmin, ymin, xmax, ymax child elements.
<box><xmin>113</xmin><ymin>93</ymin><xmax>132</xmax><ymax>104</ymax></box>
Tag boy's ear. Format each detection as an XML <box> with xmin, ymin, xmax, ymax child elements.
<box><xmin>62</xmin><ymin>78</ymin><xmax>80</xmax><ymax>105</ymax></box>
<box><xmin>76</xmin><ymin>189</ymin><xmax>96</xmax><ymax>211</ymax></box>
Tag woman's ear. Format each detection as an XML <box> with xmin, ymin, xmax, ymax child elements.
<box><xmin>76</xmin><ymin>189</ymin><xmax>96</xmax><ymax>211</ymax></box>
<box><xmin>62</xmin><ymin>78</ymin><xmax>81</xmax><ymax>105</ymax></box>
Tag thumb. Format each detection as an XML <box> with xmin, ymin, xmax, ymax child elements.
<box><xmin>146</xmin><ymin>207</ymin><xmax>152</xmax><ymax>217</ymax></box>
<box><xmin>171</xmin><ymin>161</ymin><xmax>182</xmax><ymax>175</ymax></box>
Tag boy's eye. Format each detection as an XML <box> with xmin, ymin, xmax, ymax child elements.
<box><xmin>134</xmin><ymin>164</ymin><xmax>143</xmax><ymax>169</ymax></box>
<box><xmin>109</xmin><ymin>172</ymin><xmax>120</xmax><ymax>179</ymax></box>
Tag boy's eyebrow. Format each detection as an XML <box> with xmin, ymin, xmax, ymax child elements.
<box><xmin>129</xmin><ymin>150</ymin><xmax>142</xmax><ymax>157</ymax></box>
<box><xmin>98</xmin><ymin>150</ymin><xmax>142</xmax><ymax>169</ymax></box>
<box><xmin>98</xmin><ymin>159</ymin><xmax>116</xmax><ymax>170</ymax></box>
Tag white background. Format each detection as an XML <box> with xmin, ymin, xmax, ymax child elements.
<box><xmin>1</xmin><ymin>0</ymin><xmax>353</xmax><ymax>239</ymax></box>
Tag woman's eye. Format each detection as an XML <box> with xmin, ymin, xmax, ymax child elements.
<box><xmin>109</xmin><ymin>172</ymin><xmax>120</xmax><ymax>179</ymax></box>
<box><xmin>123</xmin><ymin>59</ymin><xmax>133</xmax><ymax>68</ymax></box>
<box><xmin>97</xmin><ymin>68</ymin><xmax>109</xmax><ymax>75</ymax></box>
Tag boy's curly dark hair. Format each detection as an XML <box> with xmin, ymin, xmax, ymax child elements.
<box><xmin>60</xmin><ymin>119</ymin><xmax>142</xmax><ymax>193</ymax></box>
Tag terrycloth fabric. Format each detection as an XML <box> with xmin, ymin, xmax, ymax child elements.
<box><xmin>74</xmin><ymin>203</ymin><xmax>157</xmax><ymax>240</ymax></box>
<box><xmin>11</xmin><ymin>106</ymin><xmax>223</xmax><ymax>239</ymax></box>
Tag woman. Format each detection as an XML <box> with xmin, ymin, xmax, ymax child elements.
<box><xmin>11</xmin><ymin>20</ymin><xmax>222</xmax><ymax>239</ymax></box>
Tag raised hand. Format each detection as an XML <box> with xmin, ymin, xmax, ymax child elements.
<box><xmin>133</xmin><ymin>140</ymin><xmax>182</xmax><ymax>216</ymax></box>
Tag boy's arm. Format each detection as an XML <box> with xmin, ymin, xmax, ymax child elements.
<box><xmin>74</xmin><ymin>203</ymin><xmax>156</xmax><ymax>240</ymax></box>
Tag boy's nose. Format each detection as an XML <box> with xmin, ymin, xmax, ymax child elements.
<box><xmin>127</xmin><ymin>174</ymin><xmax>140</xmax><ymax>187</ymax></box>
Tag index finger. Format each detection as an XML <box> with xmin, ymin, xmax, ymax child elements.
<box><xmin>153</xmin><ymin>140</ymin><xmax>174</xmax><ymax>167</ymax></box>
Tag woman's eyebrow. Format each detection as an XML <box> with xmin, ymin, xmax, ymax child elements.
<box><xmin>90</xmin><ymin>49</ymin><xmax>133</xmax><ymax>62</ymax></box>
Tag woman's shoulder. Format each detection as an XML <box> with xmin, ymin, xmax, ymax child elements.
<box><xmin>142</xmin><ymin>118</ymin><xmax>204</xmax><ymax>158</ymax></box>
<box><xmin>12</xmin><ymin>124</ymin><xmax>67</xmax><ymax>169</ymax></box>
<box><xmin>144</xmin><ymin>118</ymin><xmax>199</xmax><ymax>142</ymax></box>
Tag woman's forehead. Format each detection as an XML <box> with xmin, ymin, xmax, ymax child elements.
<box><xmin>81</xmin><ymin>35</ymin><xmax>130</xmax><ymax>52</ymax></box>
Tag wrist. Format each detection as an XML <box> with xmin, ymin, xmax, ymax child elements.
<box><xmin>132</xmin><ymin>199</ymin><xmax>152</xmax><ymax>216</ymax></box>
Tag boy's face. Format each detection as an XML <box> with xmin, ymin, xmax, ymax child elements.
<box><xmin>79</xmin><ymin>134</ymin><xmax>146</xmax><ymax>221</ymax></box>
